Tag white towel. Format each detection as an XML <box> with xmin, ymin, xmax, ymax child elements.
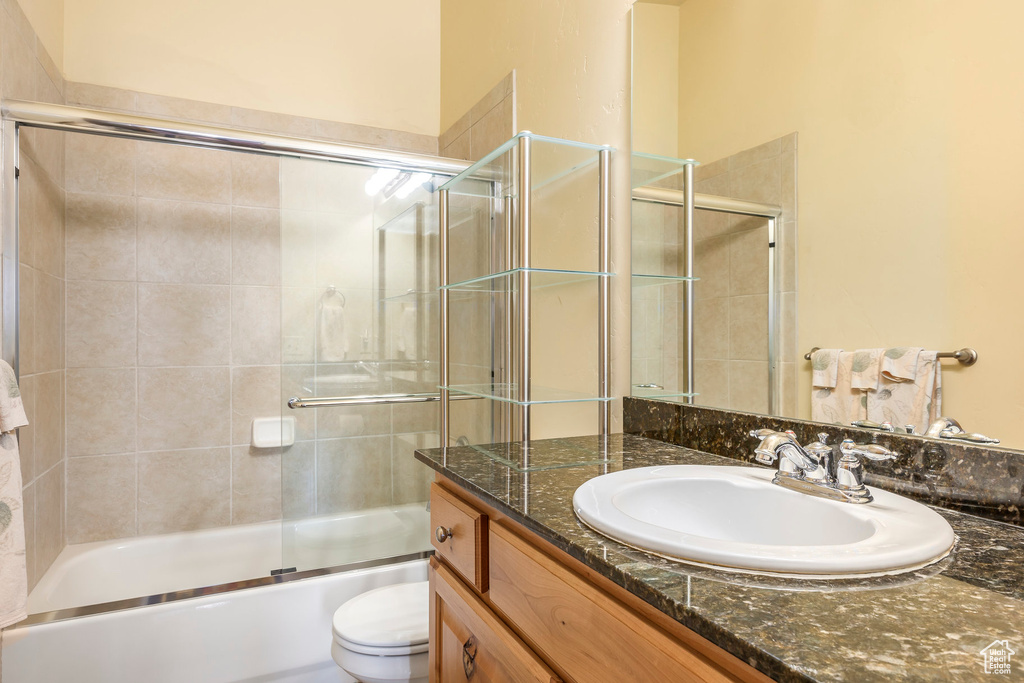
<box><xmin>318</xmin><ymin>293</ymin><xmax>348</xmax><ymax>362</ymax></box>
<box><xmin>850</xmin><ymin>348</ymin><xmax>883</xmax><ymax>391</ymax></box>
<box><xmin>0</xmin><ymin>360</ymin><xmax>28</xmax><ymax>629</ymax></box>
<box><xmin>868</xmin><ymin>349</ymin><xmax>942</xmax><ymax>432</ymax></box>
<box><xmin>811</xmin><ymin>351</ymin><xmax>867</xmax><ymax>425</ymax></box>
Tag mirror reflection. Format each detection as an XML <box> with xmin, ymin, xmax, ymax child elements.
<box><xmin>630</xmin><ymin>0</ymin><xmax>1024</xmax><ymax>450</ymax></box>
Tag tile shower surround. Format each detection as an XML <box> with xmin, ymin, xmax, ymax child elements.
<box><xmin>6</xmin><ymin>73</ymin><xmax>439</xmax><ymax>579</ymax></box>
<box><xmin>624</xmin><ymin>397</ymin><xmax>1024</xmax><ymax>526</ymax></box>
<box><xmin>3</xmin><ymin>0</ymin><xmax>67</xmax><ymax>591</ymax></box>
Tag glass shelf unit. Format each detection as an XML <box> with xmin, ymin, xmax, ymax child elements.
<box><xmin>631</xmin><ymin>273</ymin><xmax>699</xmax><ymax>287</ymax></box>
<box><xmin>439</xmin><ymin>132</ymin><xmax>612</xmax><ymax>448</ymax></box>
<box><xmin>631</xmin><ymin>151</ymin><xmax>699</xmax><ymax>189</ymax></box>
<box><xmin>442</xmin><ymin>383</ymin><xmax>614</xmax><ymax>406</ymax></box>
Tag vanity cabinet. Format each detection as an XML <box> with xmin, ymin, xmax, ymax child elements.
<box><xmin>428</xmin><ymin>479</ymin><xmax>773</xmax><ymax>683</ymax></box>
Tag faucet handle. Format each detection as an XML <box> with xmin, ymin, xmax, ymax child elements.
<box><xmin>804</xmin><ymin>433</ymin><xmax>833</xmax><ymax>458</ymax></box>
<box><xmin>839</xmin><ymin>439</ymin><xmax>897</xmax><ymax>462</ymax></box>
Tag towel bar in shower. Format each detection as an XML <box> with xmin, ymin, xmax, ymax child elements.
<box><xmin>288</xmin><ymin>392</ymin><xmax>481</xmax><ymax>409</ymax></box>
<box><xmin>803</xmin><ymin>347</ymin><xmax>978</xmax><ymax>366</ymax></box>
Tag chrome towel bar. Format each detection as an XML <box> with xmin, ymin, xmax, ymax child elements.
<box><xmin>288</xmin><ymin>392</ymin><xmax>481</xmax><ymax>409</ymax></box>
<box><xmin>803</xmin><ymin>347</ymin><xmax>978</xmax><ymax>366</ymax></box>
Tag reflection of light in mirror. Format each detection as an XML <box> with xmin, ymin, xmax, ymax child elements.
<box><xmin>363</xmin><ymin>167</ymin><xmax>400</xmax><ymax>195</ymax></box>
<box><xmin>395</xmin><ymin>172</ymin><xmax>432</xmax><ymax>199</ymax></box>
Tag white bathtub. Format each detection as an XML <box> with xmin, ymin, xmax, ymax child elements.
<box><xmin>3</xmin><ymin>504</ymin><xmax>432</xmax><ymax>683</ymax></box>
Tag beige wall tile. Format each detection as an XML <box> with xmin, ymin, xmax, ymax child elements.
<box><xmin>20</xmin><ymin>157</ymin><xmax>65</xmax><ymax>279</ymax></box>
<box><xmin>441</xmin><ymin>130</ymin><xmax>471</xmax><ymax>161</ymax></box>
<box><xmin>694</xmin><ymin>157</ymin><xmax>728</xmax><ymax>183</ymax></box>
<box><xmin>33</xmin><ymin>371</ymin><xmax>63</xmax><ymax>475</ymax></box>
<box><xmin>231</xmin><ymin>445</ymin><xmax>281</xmax><ymax>525</ymax></box>
<box><xmin>729</xmin><ymin>294</ymin><xmax>768</xmax><ymax>361</ymax></box>
<box><xmin>729</xmin><ymin>225</ymin><xmax>769</xmax><ymax>296</ymax></box>
<box><xmin>1</xmin><ymin>16</ymin><xmax>36</xmax><ymax>100</ymax></box>
<box><xmin>780</xmin><ymin>291</ymin><xmax>797</xmax><ymax>364</ymax></box>
<box><xmin>316</xmin><ymin>403</ymin><xmax>391</xmax><ymax>439</ymax></box>
<box><xmin>22</xmin><ymin>126</ymin><xmax>64</xmax><ymax>189</ymax></box>
<box><xmin>316</xmin><ymin>435</ymin><xmax>392</xmax><ymax>514</ymax></box>
<box><xmin>730</xmin><ymin>360</ymin><xmax>769</xmax><ymax>414</ymax></box>
<box><xmin>137</xmin><ymin>283</ymin><xmax>230</xmax><ymax>366</ymax></box>
<box><xmin>232</xmin><ymin>207</ymin><xmax>281</xmax><ymax>286</ymax></box>
<box><xmin>22</xmin><ymin>481</ymin><xmax>36</xmax><ymax>590</ymax></box>
<box><xmin>65</xmin><ymin>82</ymin><xmax>137</xmax><ymax>111</ymax></box>
<box><xmin>232</xmin><ymin>154</ymin><xmax>280</xmax><ymax>209</ymax></box>
<box><xmin>137</xmin><ymin>448</ymin><xmax>230</xmax><ymax>535</ymax></box>
<box><xmin>136</xmin><ymin>142</ymin><xmax>232</xmax><ymax>204</ymax></box>
<box><xmin>730</xmin><ymin>156</ymin><xmax>781</xmax><ymax>206</ymax></box>
<box><xmin>35</xmin><ymin>272</ymin><xmax>64</xmax><ymax>372</ymax></box>
<box><xmin>314</xmin><ymin>119</ymin><xmax>390</xmax><ymax>148</ymax></box>
<box><xmin>137</xmin><ymin>367</ymin><xmax>230</xmax><ymax>451</ymax></box>
<box><xmin>17</xmin><ymin>374</ymin><xmax>35</xmax><ymax>483</ymax></box>
<box><xmin>780</xmin><ymin>221</ymin><xmax>797</xmax><ymax>292</ymax></box>
<box><xmin>66</xmin><ymin>368</ymin><xmax>137</xmax><ymax>456</ymax></box>
<box><xmin>231</xmin><ymin>286</ymin><xmax>281</xmax><ymax>365</ymax></box>
<box><xmin>66</xmin><ymin>280</ymin><xmax>136</xmax><ymax>367</ymax></box>
<box><xmin>231</xmin><ymin>107</ymin><xmax>317</xmax><ymax>138</ymax></box>
<box><xmin>282</xmin><ymin>287</ymin><xmax>316</xmax><ymax>364</ymax></box>
<box><xmin>282</xmin><ymin>440</ymin><xmax>315</xmax><ymax>519</ymax></box>
<box><xmin>392</xmin><ymin>433</ymin><xmax>437</xmax><ymax>505</ymax></box>
<box><xmin>780</xmin><ymin>149</ymin><xmax>796</xmax><ymax>218</ymax></box>
<box><xmin>393</xmin><ymin>402</ymin><xmax>436</xmax><ymax>435</ymax></box>
<box><xmin>18</xmin><ymin>266</ymin><xmax>36</xmax><ymax>375</ymax></box>
<box><xmin>695</xmin><ymin>359</ymin><xmax>730</xmax><ymax>409</ymax></box>
<box><xmin>65</xmin><ymin>134</ymin><xmax>136</xmax><ymax>196</ymax></box>
<box><xmin>36</xmin><ymin>44</ymin><xmax>63</xmax><ymax>96</ymax></box>
<box><xmin>34</xmin><ymin>463</ymin><xmax>63</xmax><ymax>580</ymax></box>
<box><xmin>231</xmin><ymin>366</ymin><xmax>281</xmax><ymax>446</ymax></box>
<box><xmin>729</xmin><ymin>138</ymin><xmax>782</xmax><ymax>171</ymax></box>
<box><xmin>137</xmin><ymin>199</ymin><xmax>231</xmax><ymax>284</ymax></box>
<box><xmin>694</xmin><ymin>236</ymin><xmax>729</xmax><ymax>299</ymax></box>
<box><xmin>780</xmin><ymin>361</ymin><xmax>799</xmax><ymax>419</ymax></box>
<box><xmin>282</xmin><ymin>365</ymin><xmax>316</xmax><ymax>442</ymax></box>
<box><xmin>136</xmin><ymin>92</ymin><xmax>232</xmax><ymax>125</ymax></box>
<box><xmin>694</xmin><ymin>297</ymin><xmax>729</xmax><ymax>361</ymax></box>
<box><xmin>66</xmin><ymin>193</ymin><xmax>137</xmax><ymax>281</ymax></box>
<box><xmin>280</xmin><ymin>210</ymin><xmax>317</xmax><ymax>286</ymax></box>
<box><xmin>67</xmin><ymin>455</ymin><xmax>136</xmax><ymax>543</ymax></box>
<box><xmin>389</xmin><ymin>130</ymin><xmax>438</xmax><ymax>155</ymax></box>
<box><xmin>469</xmin><ymin>98</ymin><xmax>514</xmax><ymax>161</ymax></box>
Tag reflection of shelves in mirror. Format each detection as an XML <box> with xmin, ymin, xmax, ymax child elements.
<box><xmin>631</xmin><ymin>152</ymin><xmax>699</xmax><ymax>189</ymax></box>
<box><xmin>465</xmin><ymin>438</ymin><xmax>617</xmax><ymax>473</ymax></box>
<box><xmin>443</xmin><ymin>268</ymin><xmax>611</xmax><ymax>293</ymax></box>
<box><xmin>443</xmin><ymin>383</ymin><xmax>613</xmax><ymax>406</ymax></box>
<box><xmin>631</xmin><ymin>273</ymin><xmax>699</xmax><ymax>288</ymax></box>
<box><xmin>631</xmin><ymin>385</ymin><xmax>699</xmax><ymax>401</ymax></box>
<box><xmin>375</xmin><ymin>200</ymin><xmax>431</xmax><ymax>234</ymax></box>
<box><xmin>381</xmin><ymin>289</ymin><xmax>435</xmax><ymax>304</ymax></box>
<box><xmin>440</xmin><ymin>132</ymin><xmax>611</xmax><ymax>199</ymax></box>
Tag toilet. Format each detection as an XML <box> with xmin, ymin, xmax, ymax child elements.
<box><xmin>331</xmin><ymin>581</ymin><xmax>430</xmax><ymax>683</ymax></box>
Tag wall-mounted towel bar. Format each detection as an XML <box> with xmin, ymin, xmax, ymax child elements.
<box><xmin>288</xmin><ymin>392</ymin><xmax>481</xmax><ymax>409</ymax></box>
<box><xmin>803</xmin><ymin>347</ymin><xmax>978</xmax><ymax>366</ymax></box>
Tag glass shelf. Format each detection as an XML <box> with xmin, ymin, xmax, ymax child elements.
<box><xmin>631</xmin><ymin>385</ymin><xmax>699</xmax><ymax>401</ymax></box>
<box><xmin>631</xmin><ymin>151</ymin><xmax>699</xmax><ymax>189</ymax></box>
<box><xmin>443</xmin><ymin>383</ymin><xmax>612</xmax><ymax>406</ymax></box>
<box><xmin>381</xmin><ymin>289</ymin><xmax>434</xmax><ymax>303</ymax></box>
<box><xmin>440</xmin><ymin>132</ymin><xmax>612</xmax><ymax>198</ymax></box>
<box><xmin>465</xmin><ymin>437</ymin><xmax>614</xmax><ymax>473</ymax></box>
<box><xmin>443</xmin><ymin>268</ymin><xmax>610</xmax><ymax>293</ymax></box>
<box><xmin>631</xmin><ymin>273</ymin><xmax>699</xmax><ymax>288</ymax></box>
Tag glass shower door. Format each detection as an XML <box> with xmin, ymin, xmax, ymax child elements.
<box><xmin>279</xmin><ymin>157</ymin><xmax>440</xmax><ymax>573</ymax></box>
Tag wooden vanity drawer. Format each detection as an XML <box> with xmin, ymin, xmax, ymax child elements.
<box><xmin>430</xmin><ymin>557</ymin><xmax>560</xmax><ymax>683</ymax></box>
<box><xmin>488</xmin><ymin>522</ymin><xmax>765</xmax><ymax>683</ymax></box>
<box><xmin>430</xmin><ymin>483</ymin><xmax>488</xmax><ymax>592</ymax></box>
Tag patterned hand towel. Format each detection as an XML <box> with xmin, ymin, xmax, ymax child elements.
<box><xmin>811</xmin><ymin>351</ymin><xmax>867</xmax><ymax>425</ymax></box>
<box><xmin>0</xmin><ymin>360</ymin><xmax>28</xmax><ymax>629</ymax></box>
<box><xmin>850</xmin><ymin>349</ymin><xmax>883</xmax><ymax>391</ymax></box>
<box><xmin>811</xmin><ymin>349</ymin><xmax>842</xmax><ymax>388</ymax></box>
<box><xmin>880</xmin><ymin>347</ymin><xmax>923</xmax><ymax>382</ymax></box>
<box><xmin>869</xmin><ymin>350</ymin><xmax>942</xmax><ymax>432</ymax></box>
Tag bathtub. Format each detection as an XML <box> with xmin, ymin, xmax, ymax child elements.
<box><xmin>2</xmin><ymin>504</ymin><xmax>432</xmax><ymax>683</ymax></box>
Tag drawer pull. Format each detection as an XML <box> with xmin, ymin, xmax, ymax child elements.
<box><xmin>435</xmin><ymin>525</ymin><xmax>454</xmax><ymax>543</ymax></box>
<box><xmin>462</xmin><ymin>635</ymin><xmax>478</xmax><ymax>679</ymax></box>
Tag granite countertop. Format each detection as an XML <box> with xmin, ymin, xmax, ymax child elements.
<box><xmin>415</xmin><ymin>434</ymin><xmax>1024</xmax><ymax>683</ymax></box>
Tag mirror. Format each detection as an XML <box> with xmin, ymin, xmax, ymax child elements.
<box><xmin>630</xmin><ymin>0</ymin><xmax>1024</xmax><ymax>450</ymax></box>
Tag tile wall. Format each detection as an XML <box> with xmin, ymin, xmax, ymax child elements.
<box><xmin>59</xmin><ymin>84</ymin><xmax>442</xmax><ymax>546</ymax></box>
<box><xmin>2</xmin><ymin>0</ymin><xmax>67</xmax><ymax>591</ymax></box>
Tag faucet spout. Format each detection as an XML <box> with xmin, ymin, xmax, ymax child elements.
<box><xmin>752</xmin><ymin>433</ymin><xmax>818</xmax><ymax>473</ymax></box>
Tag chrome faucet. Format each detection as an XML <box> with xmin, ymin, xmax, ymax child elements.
<box><xmin>924</xmin><ymin>417</ymin><xmax>1000</xmax><ymax>444</ymax></box>
<box><xmin>749</xmin><ymin>429</ymin><xmax>898</xmax><ymax>504</ymax></box>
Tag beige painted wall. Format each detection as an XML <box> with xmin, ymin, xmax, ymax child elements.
<box><xmin>14</xmin><ymin>0</ymin><xmax>62</xmax><ymax>67</ymax></box>
<box><xmin>673</xmin><ymin>0</ymin><xmax>1024</xmax><ymax>444</ymax></box>
<box><xmin>631</xmin><ymin>2</ymin><xmax>678</xmax><ymax>156</ymax></box>
<box><xmin>441</xmin><ymin>0</ymin><xmax>634</xmax><ymax>436</ymax></box>
<box><xmin>60</xmin><ymin>0</ymin><xmax>439</xmax><ymax>134</ymax></box>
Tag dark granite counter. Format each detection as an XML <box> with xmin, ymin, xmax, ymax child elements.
<box><xmin>415</xmin><ymin>434</ymin><xmax>1024</xmax><ymax>682</ymax></box>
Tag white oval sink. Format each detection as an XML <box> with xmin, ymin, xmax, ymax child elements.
<box><xmin>573</xmin><ymin>465</ymin><xmax>955</xmax><ymax>576</ymax></box>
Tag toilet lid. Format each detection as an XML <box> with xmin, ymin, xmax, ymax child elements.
<box><xmin>333</xmin><ymin>581</ymin><xmax>429</xmax><ymax>651</ymax></box>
